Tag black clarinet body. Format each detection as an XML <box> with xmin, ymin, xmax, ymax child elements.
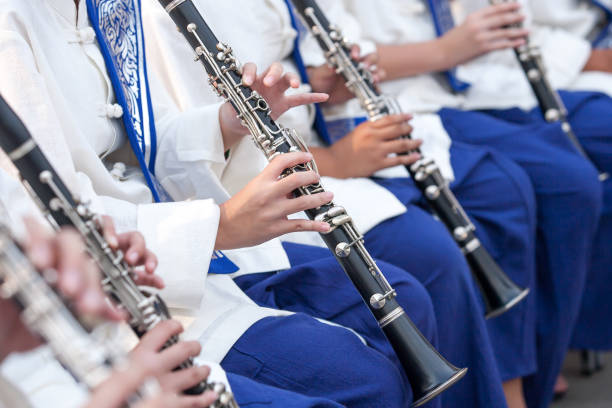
<box><xmin>290</xmin><ymin>0</ymin><xmax>529</xmax><ymax>319</ymax></box>
<box><xmin>489</xmin><ymin>0</ymin><xmax>608</xmax><ymax>181</ymax></box>
<box><xmin>157</xmin><ymin>0</ymin><xmax>466</xmax><ymax>405</ymax></box>
<box><xmin>0</xmin><ymin>97</ymin><xmax>241</xmax><ymax>402</ymax></box>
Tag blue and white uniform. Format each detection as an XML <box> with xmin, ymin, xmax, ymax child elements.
<box><xmin>332</xmin><ymin>1</ymin><xmax>605</xmax><ymax>407</ymax></box>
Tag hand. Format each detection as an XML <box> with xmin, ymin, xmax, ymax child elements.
<box><xmin>99</xmin><ymin>216</ymin><xmax>164</xmax><ymax>290</ymax></box>
<box><xmin>0</xmin><ymin>218</ymin><xmax>122</xmax><ymax>362</ymax></box>
<box><xmin>219</xmin><ymin>62</ymin><xmax>329</xmax><ymax>150</ymax></box>
<box><xmin>215</xmin><ymin>152</ymin><xmax>333</xmax><ymax>250</ymax></box>
<box><xmin>317</xmin><ymin>114</ymin><xmax>422</xmax><ymax>178</ymax></box>
<box><xmin>86</xmin><ymin>320</ymin><xmax>218</xmax><ymax>408</ymax></box>
<box><xmin>584</xmin><ymin>49</ymin><xmax>612</xmax><ymax>73</ymax></box>
<box><xmin>439</xmin><ymin>2</ymin><xmax>528</xmax><ymax>67</ymax></box>
<box><xmin>308</xmin><ymin>45</ymin><xmax>385</xmax><ymax>105</ymax></box>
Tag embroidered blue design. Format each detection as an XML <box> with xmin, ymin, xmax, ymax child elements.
<box><xmin>86</xmin><ymin>0</ymin><xmax>167</xmax><ymax>201</ymax></box>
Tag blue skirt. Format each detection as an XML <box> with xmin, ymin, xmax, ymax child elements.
<box><xmin>439</xmin><ymin>104</ymin><xmax>603</xmax><ymax>408</ymax></box>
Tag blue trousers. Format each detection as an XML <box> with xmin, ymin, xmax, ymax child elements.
<box><xmin>541</xmin><ymin>91</ymin><xmax>612</xmax><ymax>350</ymax></box>
<box><xmin>439</xmin><ymin>105</ymin><xmax>603</xmax><ymax>408</ymax></box>
<box><xmin>229</xmin><ymin>247</ymin><xmax>436</xmax><ymax>407</ymax></box>
<box><xmin>228</xmin><ymin>372</ymin><xmax>343</xmax><ymax>407</ymax></box>
<box><xmin>376</xmin><ymin>139</ymin><xmax>539</xmax><ymax>378</ymax></box>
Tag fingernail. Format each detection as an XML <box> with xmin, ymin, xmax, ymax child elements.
<box><xmin>264</xmin><ymin>77</ymin><xmax>273</xmax><ymax>86</ymax></box>
<box><xmin>146</xmin><ymin>260</ymin><xmax>157</xmax><ymax>271</ymax></box>
<box><xmin>83</xmin><ymin>290</ymin><xmax>103</xmax><ymax>312</ymax></box>
<box><xmin>31</xmin><ymin>245</ymin><xmax>50</xmax><ymax>265</ymax></box>
<box><xmin>107</xmin><ymin>236</ymin><xmax>118</xmax><ymax>248</ymax></box>
<box><xmin>319</xmin><ymin>222</ymin><xmax>331</xmax><ymax>232</ymax></box>
<box><xmin>127</xmin><ymin>251</ymin><xmax>138</xmax><ymax>263</ymax></box>
<box><xmin>323</xmin><ymin>191</ymin><xmax>334</xmax><ymax>201</ymax></box>
<box><xmin>63</xmin><ymin>269</ymin><xmax>80</xmax><ymax>294</ymax></box>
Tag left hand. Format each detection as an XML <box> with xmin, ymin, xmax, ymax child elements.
<box><xmin>308</xmin><ymin>44</ymin><xmax>385</xmax><ymax>105</ymax></box>
<box><xmin>219</xmin><ymin>62</ymin><xmax>329</xmax><ymax>150</ymax></box>
<box><xmin>99</xmin><ymin>216</ymin><xmax>164</xmax><ymax>290</ymax></box>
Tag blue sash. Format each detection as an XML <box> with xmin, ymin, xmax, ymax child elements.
<box><xmin>591</xmin><ymin>0</ymin><xmax>612</xmax><ymax>48</ymax></box>
<box><xmin>425</xmin><ymin>0</ymin><xmax>472</xmax><ymax>92</ymax></box>
<box><xmin>86</xmin><ymin>0</ymin><xmax>237</xmax><ymax>274</ymax></box>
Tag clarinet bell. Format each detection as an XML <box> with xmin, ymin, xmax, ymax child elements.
<box><xmin>466</xmin><ymin>245</ymin><xmax>529</xmax><ymax>319</ymax></box>
<box><xmin>382</xmin><ymin>311</ymin><xmax>468</xmax><ymax>407</ymax></box>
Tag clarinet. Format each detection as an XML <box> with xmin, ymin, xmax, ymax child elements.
<box><xmin>0</xmin><ymin>97</ymin><xmax>238</xmax><ymax>408</ymax></box>
<box><xmin>0</xmin><ymin>224</ymin><xmax>154</xmax><ymax>405</ymax></box>
<box><xmin>290</xmin><ymin>0</ymin><xmax>530</xmax><ymax>319</ymax></box>
<box><xmin>157</xmin><ymin>1</ymin><xmax>467</xmax><ymax>406</ymax></box>
<box><xmin>490</xmin><ymin>0</ymin><xmax>609</xmax><ymax>181</ymax></box>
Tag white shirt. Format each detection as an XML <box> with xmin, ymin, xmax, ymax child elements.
<box><xmin>143</xmin><ymin>0</ymin><xmax>407</xmax><ymax>245</ymax></box>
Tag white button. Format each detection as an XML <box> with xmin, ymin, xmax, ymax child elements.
<box><xmin>104</xmin><ymin>104</ymin><xmax>124</xmax><ymax>119</ymax></box>
<box><xmin>75</xmin><ymin>27</ymin><xmax>96</xmax><ymax>44</ymax></box>
<box><xmin>110</xmin><ymin>162</ymin><xmax>127</xmax><ymax>180</ymax></box>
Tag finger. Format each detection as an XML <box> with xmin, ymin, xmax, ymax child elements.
<box><xmin>362</xmin><ymin>52</ymin><xmax>379</xmax><ymax>67</ymax></box>
<box><xmin>133</xmin><ymin>269</ymin><xmax>165</xmax><ymax>289</ymax></box>
<box><xmin>276</xmin><ymin>218</ymin><xmax>332</xmax><ymax>235</ymax></box>
<box><xmin>370</xmin><ymin>113</ymin><xmax>412</xmax><ymax>129</ymax></box>
<box><xmin>483</xmin><ymin>12</ymin><xmax>525</xmax><ymax>30</ymax></box>
<box><xmin>275</xmin><ymin>170</ymin><xmax>320</xmax><ymax>195</ymax></box>
<box><xmin>284</xmin><ymin>72</ymin><xmax>301</xmax><ymax>89</ymax></box>
<box><xmin>55</xmin><ymin>229</ymin><xmax>88</xmax><ymax>298</ymax></box>
<box><xmin>99</xmin><ymin>215</ymin><xmax>120</xmax><ymax>250</ymax></box>
<box><xmin>155</xmin><ymin>341</ymin><xmax>202</xmax><ymax>375</ymax></box>
<box><xmin>74</xmin><ymin>258</ymin><xmax>116</xmax><ymax>319</ymax></box>
<box><xmin>21</xmin><ymin>216</ymin><xmax>56</xmax><ymax>269</ymax></box>
<box><xmin>174</xmin><ymin>391</ymin><xmax>219</xmax><ymax>408</ymax></box>
<box><xmin>482</xmin><ymin>2</ymin><xmax>522</xmax><ymax>18</ymax></box>
<box><xmin>483</xmin><ymin>27</ymin><xmax>529</xmax><ymax>42</ymax></box>
<box><xmin>283</xmin><ymin>92</ymin><xmax>329</xmax><ymax>110</ymax></box>
<box><xmin>373</xmin><ymin>121</ymin><xmax>414</xmax><ymax>141</ymax></box>
<box><xmin>266</xmin><ymin>152</ymin><xmax>314</xmax><ymax>179</ymax></box>
<box><xmin>383</xmin><ymin>152</ymin><xmax>422</xmax><ymax>168</ymax></box>
<box><xmin>117</xmin><ymin>231</ymin><xmax>147</xmax><ymax>266</ymax></box>
<box><xmin>158</xmin><ymin>365</ymin><xmax>210</xmax><ymax>393</ymax></box>
<box><xmin>350</xmin><ymin>44</ymin><xmax>361</xmax><ymax>60</ymax></box>
<box><xmin>135</xmin><ymin>320</ymin><xmax>184</xmax><ymax>353</ymax></box>
<box><xmin>144</xmin><ymin>250</ymin><xmax>159</xmax><ymax>275</ymax></box>
<box><xmin>261</xmin><ymin>62</ymin><xmax>284</xmax><ymax>87</ymax></box>
<box><xmin>88</xmin><ymin>367</ymin><xmax>149</xmax><ymax>408</ymax></box>
<box><xmin>486</xmin><ymin>38</ymin><xmax>526</xmax><ymax>52</ymax></box>
<box><xmin>281</xmin><ymin>191</ymin><xmax>335</xmax><ymax>215</ymax></box>
<box><xmin>241</xmin><ymin>62</ymin><xmax>258</xmax><ymax>86</ymax></box>
<box><xmin>382</xmin><ymin>138</ymin><xmax>423</xmax><ymax>156</ymax></box>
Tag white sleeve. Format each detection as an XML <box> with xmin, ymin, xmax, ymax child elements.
<box><xmin>298</xmin><ymin>0</ymin><xmax>377</xmax><ymax>67</ymax></box>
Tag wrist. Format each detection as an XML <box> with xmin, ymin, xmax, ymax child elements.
<box><xmin>311</xmin><ymin>146</ymin><xmax>349</xmax><ymax>179</ymax></box>
<box><xmin>435</xmin><ymin>36</ymin><xmax>458</xmax><ymax>72</ymax></box>
<box><xmin>219</xmin><ymin>102</ymin><xmax>247</xmax><ymax>151</ymax></box>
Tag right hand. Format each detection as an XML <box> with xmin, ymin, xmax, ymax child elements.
<box><xmin>440</xmin><ymin>2</ymin><xmax>528</xmax><ymax>66</ymax></box>
<box><xmin>86</xmin><ymin>320</ymin><xmax>218</xmax><ymax>408</ymax></box>
<box><xmin>327</xmin><ymin>114</ymin><xmax>422</xmax><ymax>178</ymax></box>
<box><xmin>215</xmin><ymin>152</ymin><xmax>333</xmax><ymax>250</ymax></box>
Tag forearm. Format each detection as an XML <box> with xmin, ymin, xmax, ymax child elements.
<box><xmin>377</xmin><ymin>39</ymin><xmax>454</xmax><ymax>81</ymax></box>
<box><xmin>583</xmin><ymin>49</ymin><xmax>612</xmax><ymax>73</ymax></box>
<box><xmin>310</xmin><ymin>146</ymin><xmax>348</xmax><ymax>179</ymax></box>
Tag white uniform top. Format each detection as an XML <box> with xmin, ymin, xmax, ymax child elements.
<box><xmin>336</xmin><ymin>0</ymin><xmax>612</xmax><ymax>112</ymax></box>
<box><xmin>143</xmin><ymin>0</ymin><xmax>407</xmax><ymax>248</ymax></box>
<box><xmin>0</xmin><ymin>0</ymin><xmax>291</xmax><ymax>404</ymax></box>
